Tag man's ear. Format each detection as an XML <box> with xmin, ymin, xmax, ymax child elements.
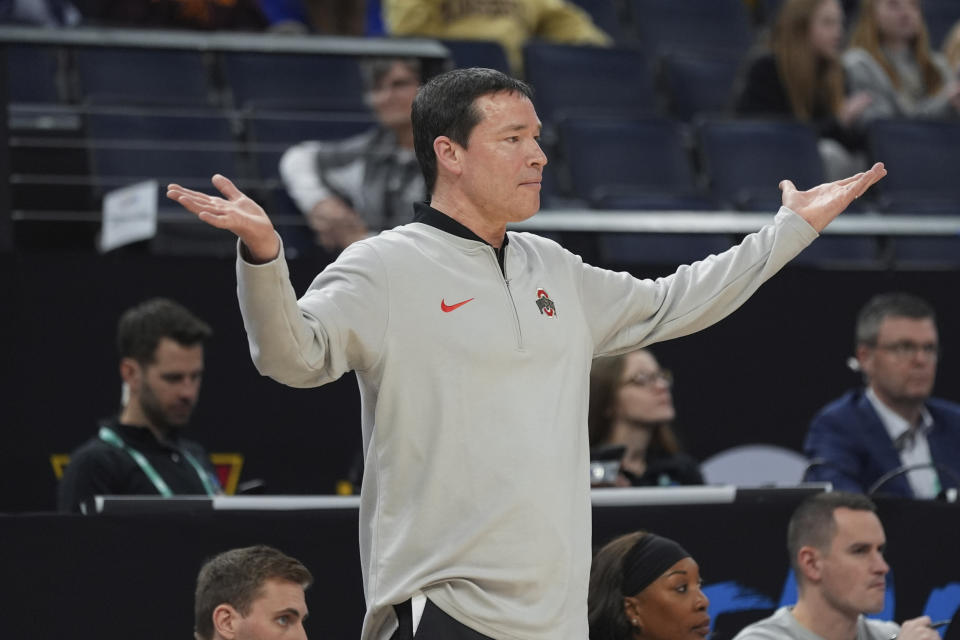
<box><xmin>119</xmin><ymin>357</ymin><xmax>141</xmax><ymax>387</ymax></box>
<box><xmin>433</xmin><ymin>135</ymin><xmax>463</xmax><ymax>178</ymax></box>
<box><xmin>212</xmin><ymin>603</ymin><xmax>241</xmax><ymax>640</ymax></box>
<box><xmin>797</xmin><ymin>545</ymin><xmax>823</xmax><ymax>583</ymax></box>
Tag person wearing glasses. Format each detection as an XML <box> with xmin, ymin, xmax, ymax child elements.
<box><xmin>588</xmin><ymin>350</ymin><xmax>703</xmax><ymax>487</ymax></box>
<box><xmin>804</xmin><ymin>292</ymin><xmax>960</xmax><ymax>498</ymax></box>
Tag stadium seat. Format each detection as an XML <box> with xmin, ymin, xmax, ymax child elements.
<box><xmin>524</xmin><ymin>44</ymin><xmax>657</xmax><ymax>127</ymax></box>
<box><xmin>923</xmin><ymin>0</ymin><xmax>960</xmax><ymax>49</ymax></box>
<box><xmin>697</xmin><ymin>118</ymin><xmax>824</xmax><ymax>210</ymax></box>
<box><xmin>558</xmin><ymin>116</ymin><xmax>710</xmax><ymax>207</ymax></box>
<box><xmin>441</xmin><ymin>39</ymin><xmax>510</xmax><ymax>75</ymax></box>
<box><xmin>569</xmin><ymin>0</ymin><xmax>628</xmax><ymax>42</ymax></box>
<box><xmin>85</xmin><ymin>110</ymin><xmax>237</xmax><ymax>142</ymax></box>
<box><xmin>659</xmin><ymin>52</ymin><xmax>741</xmax><ymax>121</ymax></box>
<box><xmin>627</xmin><ymin>0</ymin><xmax>754</xmax><ymax>60</ymax></box>
<box><xmin>6</xmin><ymin>45</ymin><xmax>60</xmax><ymax>103</ymax></box>
<box><xmin>867</xmin><ymin>119</ymin><xmax>960</xmax><ymax>214</ymax></box>
<box><xmin>221</xmin><ymin>52</ymin><xmax>366</xmax><ymax>111</ymax></box>
<box><xmin>74</xmin><ymin>47</ymin><xmax>213</xmax><ymax>106</ymax></box>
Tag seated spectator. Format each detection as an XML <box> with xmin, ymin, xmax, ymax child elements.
<box><xmin>804</xmin><ymin>292</ymin><xmax>960</xmax><ymax>498</ymax></box>
<box><xmin>279</xmin><ymin>57</ymin><xmax>425</xmax><ymax>252</ymax></box>
<box><xmin>57</xmin><ymin>298</ymin><xmax>221</xmax><ymax>513</ymax></box>
<box><xmin>943</xmin><ymin>18</ymin><xmax>960</xmax><ymax>74</ymax></box>
<box><xmin>588</xmin><ymin>349</ymin><xmax>704</xmax><ymax>487</ymax></box>
<box><xmin>195</xmin><ymin>545</ymin><xmax>313</xmax><ymax>640</ymax></box>
<box><xmin>588</xmin><ymin>531</ymin><xmax>711</xmax><ymax>640</ymax></box>
<box><xmin>843</xmin><ymin>0</ymin><xmax>960</xmax><ymax>125</ymax></box>
<box><xmin>381</xmin><ymin>0</ymin><xmax>612</xmax><ymax>76</ymax></box>
<box><xmin>734</xmin><ymin>0</ymin><xmax>871</xmax><ymax>180</ymax></box>
<box><xmin>732</xmin><ymin>491</ymin><xmax>941</xmax><ymax>640</ymax></box>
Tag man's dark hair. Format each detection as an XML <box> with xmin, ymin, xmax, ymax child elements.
<box><xmin>787</xmin><ymin>491</ymin><xmax>877</xmax><ymax>576</ymax></box>
<box><xmin>194</xmin><ymin>545</ymin><xmax>313</xmax><ymax>640</ymax></box>
<box><xmin>855</xmin><ymin>292</ymin><xmax>935</xmax><ymax>348</ymax></box>
<box><xmin>359</xmin><ymin>56</ymin><xmax>422</xmax><ymax>93</ymax></box>
<box><xmin>411</xmin><ymin>67</ymin><xmax>534</xmax><ymax>194</ymax></box>
<box><xmin>117</xmin><ymin>298</ymin><xmax>212</xmax><ymax>365</ymax></box>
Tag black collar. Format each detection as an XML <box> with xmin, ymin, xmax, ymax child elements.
<box><xmin>412</xmin><ymin>202</ymin><xmax>509</xmax><ymax>250</ymax></box>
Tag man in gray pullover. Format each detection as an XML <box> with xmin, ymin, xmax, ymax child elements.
<box><xmin>168</xmin><ymin>68</ymin><xmax>886</xmax><ymax>640</ymax></box>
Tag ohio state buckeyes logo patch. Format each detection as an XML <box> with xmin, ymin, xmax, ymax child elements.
<box><xmin>535</xmin><ymin>288</ymin><xmax>557</xmax><ymax>318</ymax></box>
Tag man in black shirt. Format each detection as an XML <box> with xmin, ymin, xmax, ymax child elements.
<box><xmin>57</xmin><ymin>297</ymin><xmax>220</xmax><ymax>513</ymax></box>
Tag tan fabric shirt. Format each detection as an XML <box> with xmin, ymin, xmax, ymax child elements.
<box><xmin>383</xmin><ymin>0</ymin><xmax>612</xmax><ymax>75</ymax></box>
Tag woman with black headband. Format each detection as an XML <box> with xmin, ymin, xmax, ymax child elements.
<box><xmin>588</xmin><ymin>531</ymin><xmax>711</xmax><ymax>640</ymax></box>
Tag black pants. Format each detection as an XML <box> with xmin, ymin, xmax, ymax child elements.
<box><xmin>390</xmin><ymin>598</ymin><xmax>494</xmax><ymax>640</ymax></box>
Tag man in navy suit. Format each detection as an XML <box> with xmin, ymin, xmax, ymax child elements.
<box><xmin>805</xmin><ymin>292</ymin><xmax>960</xmax><ymax>498</ymax></box>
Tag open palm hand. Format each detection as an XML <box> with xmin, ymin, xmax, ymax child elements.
<box><xmin>167</xmin><ymin>174</ymin><xmax>280</xmax><ymax>262</ymax></box>
<box><xmin>780</xmin><ymin>162</ymin><xmax>886</xmax><ymax>232</ymax></box>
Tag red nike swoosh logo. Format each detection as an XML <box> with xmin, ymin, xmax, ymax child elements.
<box><xmin>441</xmin><ymin>298</ymin><xmax>474</xmax><ymax>312</ymax></box>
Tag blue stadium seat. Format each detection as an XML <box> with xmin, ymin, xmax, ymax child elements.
<box><xmin>6</xmin><ymin>45</ymin><xmax>60</xmax><ymax>103</ymax></box>
<box><xmin>74</xmin><ymin>48</ymin><xmax>213</xmax><ymax>106</ymax></box>
<box><xmin>923</xmin><ymin>0</ymin><xmax>960</xmax><ymax>48</ymax></box>
<box><xmin>659</xmin><ymin>52</ymin><xmax>741</xmax><ymax>121</ymax></box>
<box><xmin>558</xmin><ymin>117</ymin><xmax>712</xmax><ymax>208</ymax></box>
<box><xmin>246</xmin><ymin>110</ymin><xmax>376</xmax><ymax>145</ymax></box>
<box><xmin>221</xmin><ymin>53</ymin><xmax>366</xmax><ymax>111</ymax></box>
<box><xmin>697</xmin><ymin>118</ymin><xmax>824</xmax><ymax>211</ymax></box>
<box><xmin>569</xmin><ymin>0</ymin><xmax>628</xmax><ymax>42</ymax></box>
<box><xmin>524</xmin><ymin>44</ymin><xmax>657</xmax><ymax>126</ymax></box>
<box><xmin>441</xmin><ymin>39</ymin><xmax>510</xmax><ymax>75</ymax></box>
<box><xmin>85</xmin><ymin>110</ymin><xmax>237</xmax><ymax>142</ymax></box>
<box><xmin>697</xmin><ymin>118</ymin><xmax>881</xmax><ymax>266</ymax></box>
<box><xmin>558</xmin><ymin>116</ymin><xmax>728</xmax><ymax>265</ymax></box>
<box><xmin>628</xmin><ymin>0</ymin><xmax>754</xmax><ymax>60</ymax></box>
<box><xmin>867</xmin><ymin>119</ymin><xmax>960</xmax><ymax>214</ymax></box>
<box><xmin>891</xmin><ymin>237</ymin><xmax>960</xmax><ymax>268</ymax></box>
<box><xmin>89</xmin><ymin>146</ymin><xmax>242</xmax><ymax>187</ymax></box>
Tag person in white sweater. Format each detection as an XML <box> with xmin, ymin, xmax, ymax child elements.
<box><xmin>167</xmin><ymin>68</ymin><xmax>885</xmax><ymax>640</ymax></box>
<box><xmin>732</xmin><ymin>492</ymin><xmax>940</xmax><ymax>640</ymax></box>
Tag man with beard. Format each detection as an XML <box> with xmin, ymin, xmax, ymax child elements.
<box><xmin>58</xmin><ymin>297</ymin><xmax>220</xmax><ymax>513</ymax></box>
<box><xmin>804</xmin><ymin>293</ymin><xmax>960</xmax><ymax>498</ymax></box>
<box><xmin>732</xmin><ymin>492</ymin><xmax>941</xmax><ymax>640</ymax></box>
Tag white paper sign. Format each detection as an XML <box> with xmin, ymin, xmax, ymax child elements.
<box><xmin>99</xmin><ymin>180</ymin><xmax>158</xmax><ymax>253</ymax></box>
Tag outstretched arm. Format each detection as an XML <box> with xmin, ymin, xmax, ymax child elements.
<box><xmin>780</xmin><ymin>162</ymin><xmax>886</xmax><ymax>232</ymax></box>
<box><xmin>167</xmin><ymin>175</ymin><xmax>280</xmax><ymax>263</ymax></box>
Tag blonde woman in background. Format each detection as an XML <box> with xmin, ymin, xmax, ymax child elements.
<box><xmin>734</xmin><ymin>0</ymin><xmax>872</xmax><ymax>180</ymax></box>
<box><xmin>843</xmin><ymin>0</ymin><xmax>960</xmax><ymax>124</ymax></box>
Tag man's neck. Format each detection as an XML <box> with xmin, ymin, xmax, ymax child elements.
<box><xmin>870</xmin><ymin>385</ymin><xmax>925</xmax><ymax>425</ymax></box>
<box><xmin>791</xmin><ymin>596</ymin><xmax>860</xmax><ymax>640</ymax></box>
<box><xmin>118</xmin><ymin>405</ymin><xmax>170</xmax><ymax>444</ymax></box>
<box><xmin>428</xmin><ymin>194</ymin><xmax>506</xmax><ymax>248</ymax></box>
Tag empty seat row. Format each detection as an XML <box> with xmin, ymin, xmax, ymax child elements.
<box><xmin>6</xmin><ymin>44</ymin><xmax>368</xmax><ymax>111</ymax></box>
<box><xmin>551</xmin><ymin>116</ymin><xmax>960</xmax><ymax>216</ymax></box>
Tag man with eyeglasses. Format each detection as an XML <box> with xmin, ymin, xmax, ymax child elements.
<box><xmin>804</xmin><ymin>292</ymin><xmax>960</xmax><ymax>498</ymax></box>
